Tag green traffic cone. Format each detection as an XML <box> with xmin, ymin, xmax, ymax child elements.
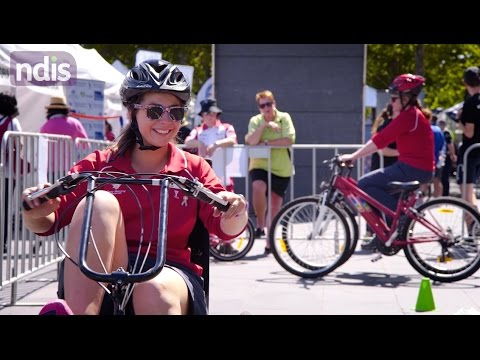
<box><xmin>415</xmin><ymin>278</ymin><xmax>436</xmax><ymax>312</ymax></box>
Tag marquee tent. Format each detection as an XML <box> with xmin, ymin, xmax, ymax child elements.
<box><xmin>0</xmin><ymin>44</ymin><xmax>125</xmax><ymax>134</ymax></box>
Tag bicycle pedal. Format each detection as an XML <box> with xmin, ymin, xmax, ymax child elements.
<box><xmin>371</xmin><ymin>254</ymin><xmax>382</xmax><ymax>262</ymax></box>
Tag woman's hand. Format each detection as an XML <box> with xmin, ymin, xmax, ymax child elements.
<box><xmin>339</xmin><ymin>153</ymin><xmax>355</xmax><ymax>163</ymax></box>
<box><xmin>22</xmin><ymin>184</ymin><xmax>60</xmax><ymax>218</ymax></box>
<box><xmin>213</xmin><ymin>192</ymin><xmax>247</xmax><ymax>220</ymax></box>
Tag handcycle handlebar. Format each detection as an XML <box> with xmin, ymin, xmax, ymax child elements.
<box><xmin>22</xmin><ymin>171</ymin><xmax>231</xmax><ymax>285</ymax></box>
<box><xmin>22</xmin><ymin>173</ymin><xmax>92</xmax><ymax>210</ymax></box>
<box><xmin>23</xmin><ymin>172</ymin><xmax>230</xmax><ymax>212</ymax></box>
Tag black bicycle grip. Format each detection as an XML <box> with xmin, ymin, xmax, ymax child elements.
<box><xmin>195</xmin><ymin>188</ymin><xmax>230</xmax><ymax>212</ymax></box>
<box><xmin>22</xmin><ymin>183</ymin><xmax>64</xmax><ymax>211</ymax></box>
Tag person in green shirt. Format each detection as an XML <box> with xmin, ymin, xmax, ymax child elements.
<box><xmin>245</xmin><ymin>90</ymin><xmax>296</xmax><ymax>254</ymax></box>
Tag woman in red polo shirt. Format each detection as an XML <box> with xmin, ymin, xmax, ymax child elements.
<box><xmin>340</xmin><ymin>74</ymin><xmax>434</xmax><ymax>249</ymax></box>
<box><xmin>22</xmin><ymin>60</ymin><xmax>248</xmax><ymax>315</ymax></box>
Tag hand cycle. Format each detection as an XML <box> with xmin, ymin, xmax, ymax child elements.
<box><xmin>23</xmin><ymin>171</ymin><xmax>230</xmax><ymax>315</ymax></box>
<box><xmin>268</xmin><ymin>155</ymin><xmax>480</xmax><ymax>282</ymax></box>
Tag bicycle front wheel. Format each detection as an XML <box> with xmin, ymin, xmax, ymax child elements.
<box><xmin>210</xmin><ymin>218</ymin><xmax>255</xmax><ymax>261</ymax></box>
<box><xmin>269</xmin><ymin>197</ymin><xmax>351</xmax><ymax>278</ymax></box>
<box><xmin>402</xmin><ymin>197</ymin><xmax>480</xmax><ymax>282</ymax></box>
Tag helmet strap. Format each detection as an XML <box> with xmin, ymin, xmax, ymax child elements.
<box><xmin>399</xmin><ymin>93</ymin><xmax>415</xmax><ymax>112</ymax></box>
<box><xmin>130</xmin><ymin>114</ymin><xmax>160</xmax><ymax>151</ymax></box>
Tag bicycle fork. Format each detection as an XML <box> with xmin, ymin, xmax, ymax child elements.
<box><xmin>311</xmin><ymin>193</ymin><xmax>342</xmax><ymax>254</ymax></box>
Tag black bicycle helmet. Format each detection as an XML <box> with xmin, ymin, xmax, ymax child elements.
<box><xmin>120</xmin><ymin>59</ymin><xmax>191</xmax><ymax>106</ymax></box>
<box><xmin>388</xmin><ymin>73</ymin><xmax>425</xmax><ymax>96</ymax></box>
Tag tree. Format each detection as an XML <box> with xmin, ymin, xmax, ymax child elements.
<box><xmin>367</xmin><ymin>44</ymin><xmax>480</xmax><ymax>109</ymax></box>
<box><xmin>82</xmin><ymin>44</ymin><xmax>212</xmax><ymax>94</ymax></box>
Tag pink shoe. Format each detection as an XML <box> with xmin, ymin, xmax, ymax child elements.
<box><xmin>39</xmin><ymin>299</ymin><xmax>73</xmax><ymax>315</ymax></box>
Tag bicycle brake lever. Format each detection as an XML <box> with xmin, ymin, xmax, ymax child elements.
<box><xmin>22</xmin><ymin>172</ymin><xmax>90</xmax><ymax>211</ymax></box>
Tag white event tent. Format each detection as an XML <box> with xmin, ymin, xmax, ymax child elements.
<box><xmin>0</xmin><ymin>44</ymin><xmax>126</xmax><ymax>134</ymax></box>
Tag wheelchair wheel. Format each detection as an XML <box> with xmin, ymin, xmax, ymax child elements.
<box><xmin>209</xmin><ymin>218</ymin><xmax>255</xmax><ymax>261</ymax></box>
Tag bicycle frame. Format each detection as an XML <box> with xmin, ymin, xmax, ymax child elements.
<box><xmin>78</xmin><ymin>176</ymin><xmax>170</xmax><ymax>314</ymax></box>
<box><xmin>322</xmin><ymin>161</ymin><xmax>448</xmax><ymax>248</ymax></box>
<box><xmin>334</xmin><ymin>176</ymin><xmax>402</xmax><ymax>244</ymax></box>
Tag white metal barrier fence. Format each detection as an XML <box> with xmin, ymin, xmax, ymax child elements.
<box><xmin>2</xmin><ymin>134</ymin><xmax>374</xmax><ymax>305</ymax></box>
<box><xmin>0</xmin><ymin>132</ymin><xmax>110</xmax><ymax>305</ymax></box>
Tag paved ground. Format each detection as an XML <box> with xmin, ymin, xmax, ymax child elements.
<box><xmin>2</xmin><ymin>177</ymin><xmax>480</xmax><ymax>315</ymax></box>
<box><xmin>1</xmin><ymin>239</ymin><xmax>480</xmax><ymax>315</ymax></box>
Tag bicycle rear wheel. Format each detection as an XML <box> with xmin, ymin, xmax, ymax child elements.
<box><xmin>210</xmin><ymin>218</ymin><xmax>255</xmax><ymax>261</ymax></box>
<box><xmin>269</xmin><ymin>197</ymin><xmax>351</xmax><ymax>278</ymax></box>
<box><xmin>402</xmin><ymin>197</ymin><xmax>480</xmax><ymax>282</ymax></box>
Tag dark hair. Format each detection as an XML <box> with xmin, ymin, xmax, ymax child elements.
<box><xmin>464</xmin><ymin>66</ymin><xmax>480</xmax><ymax>87</ymax></box>
<box><xmin>371</xmin><ymin>104</ymin><xmax>393</xmax><ymax>135</ymax></box>
<box><xmin>47</xmin><ymin>108</ymin><xmax>69</xmax><ymax>118</ymax></box>
<box><xmin>0</xmin><ymin>93</ymin><xmax>18</xmax><ymax>117</ymax></box>
<box><xmin>105</xmin><ymin>120</ymin><xmax>112</xmax><ymax>132</ymax></box>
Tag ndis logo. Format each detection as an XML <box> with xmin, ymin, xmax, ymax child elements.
<box><xmin>10</xmin><ymin>51</ymin><xmax>77</xmax><ymax>86</ymax></box>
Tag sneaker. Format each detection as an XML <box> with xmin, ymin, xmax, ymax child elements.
<box><xmin>363</xmin><ymin>231</ymin><xmax>374</xmax><ymax>239</ymax></box>
<box><xmin>39</xmin><ymin>299</ymin><xmax>73</xmax><ymax>315</ymax></box>
<box><xmin>254</xmin><ymin>228</ymin><xmax>265</xmax><ymax>239</ymax></box>
<box><xmin>263</xmin><ymin>247</ymin><xmax>272</xmax><ymax>255</ymax></box>
<box><xmin>361</xmin><ymin>237</ymin><xmax>377</xmax><ymax>251</ymax></box>
<box><xmin>217</xmin><ymin>243</ymin><xmax>239</xmax><ymax>255</ymax></box>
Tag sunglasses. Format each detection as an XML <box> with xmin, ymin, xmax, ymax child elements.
<box><xmin>258</xmin><ymin>102</ymin><xmax>273</xmax><ymax>109</ymax></box>
<box><xmin>133</xmin><ymin>103</ymin><xmax>187</xmax><ymax>122</ymax></box>
<box><xmin>390</xmin><ymin>96</ymin><xmax>399</xmax><ymax>103</ymax></box>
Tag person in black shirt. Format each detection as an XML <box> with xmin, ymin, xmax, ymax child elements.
<box><xmin>457</xmin><ymin>66</ymin><xmax>480</xmax><ymax>209</ymax></box>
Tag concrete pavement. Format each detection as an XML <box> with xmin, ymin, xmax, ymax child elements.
<box><xmin>1</xmin><ymin>239</ymin><xmax>480</xmax><ymax>315</ymax></box>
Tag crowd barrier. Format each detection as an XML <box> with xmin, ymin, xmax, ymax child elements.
<box><xmin>0</xmin><ymin>132</ymin><xmax>110</xmax><ymax>305</ymax></box>
<box><xmin>2</xmin><ymin>131</ymin><xmax>384</xmax><ymax>305</ymax></box>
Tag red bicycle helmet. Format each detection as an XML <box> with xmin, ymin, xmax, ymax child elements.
<box><xmin>388</xmin><ymin>74</ymin><xmax>425</xmax><ymax>96</ymax></box>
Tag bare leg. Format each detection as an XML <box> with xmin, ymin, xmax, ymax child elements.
<box><xmin>252</xmin><ymin>179</ymin><xmax>267</xmax><ymax>230</ymax></box>
<box><xmin>460</xmin><ymin>183</ymin><xmax>479</xmax><ymax>229</ymax></box>
<box><xmin>265</xmin><ymin>192</ymin><xmax>284</xmax><ymax>249</ymax></box>
<box><xmin>432</xmin><ymin>177</ymin><xmax>443</xmax><ymax>198</ymax></box>
<box><xmin>133</xmin><ymin>267</ymin><xmax>189</xmax><ymax>315</ymax></box>
<box><xmin>64</xmin><ymin>191</ymin><xmax>128</xmax><ymax>315</ymax></box>
<box><xmin>460</xmin><ymin>183</ymin><xmax>478</xmax><ymax>208</ymax></box>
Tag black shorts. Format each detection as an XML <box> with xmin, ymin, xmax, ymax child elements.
<box><xmin>457</xmin><ymin>150</ymin><xmax>480</xmax><ymax>184</ymax></box>
<box><xmin>58</xmin><ymin>254</ymin><xmax>208</xmax><ymax>315</ymax></box>
<box><xmin>249</xmin><ymin>169</ymin><xmax>291</xmax><ymax>197</ymax></box>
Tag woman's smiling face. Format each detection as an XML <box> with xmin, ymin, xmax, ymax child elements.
<box><xmin>134</xmin><ymin>92</ymin><xmax>183</xmax><ymax>147</ymax></box>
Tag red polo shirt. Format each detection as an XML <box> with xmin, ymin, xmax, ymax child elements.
<box><xmin>37</xmin><ymin>143</ymin><xmax>238</xmax><ymax>276</ymax></box>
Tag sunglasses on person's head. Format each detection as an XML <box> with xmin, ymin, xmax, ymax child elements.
<box><xmin>258</xmin><ymin>102</ymin><xmax>273</xmax><ymax>109</ymax></box>
<box><xmin>133</xmin><ymin>103</ymin><xmax>187</xmax><ymax>122</ymax></box>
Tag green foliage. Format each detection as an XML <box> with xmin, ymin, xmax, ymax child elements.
<box><xmin>367</xmin><ymin>44</ymin><xmax>480</xmax><ymax>109</ymax></box>
<box><xmin>82</xmin><ymin>44</ymin><xmax>212</xmax><ymax>94</ymax></box>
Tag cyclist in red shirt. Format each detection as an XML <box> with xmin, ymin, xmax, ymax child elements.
<box><xmin>22</xmin><ymin>60</ymin><xmax>248</xmax><ymax>315</ymax></box>
<box><xmin>340</xmin><ymin>74</ymin><xmax>434</xmax><ymax>245</ymax></box>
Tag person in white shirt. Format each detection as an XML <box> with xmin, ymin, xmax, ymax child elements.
<box><xmin>184</xmin><ymin>98</ymin><xmax>237</xmax><ymax>191</ymax></box>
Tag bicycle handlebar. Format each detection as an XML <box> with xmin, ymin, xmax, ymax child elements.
<box><xmin>22</xmin><ymin>172</ymin><xmax>231</xmax><ymax>285</ymax></box>
<box><xmin>322</xmin><ymin>155</ymin><xmax>354</xmax><ymax>169</ymax></box>
<box><xmin>23</xmin><ymin>172</ymin><xmax>230</xmax><ymax>212</ymax></box>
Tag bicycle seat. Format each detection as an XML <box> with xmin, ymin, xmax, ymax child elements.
<box><xmin>388</xmin><ymin>181</ymin><xmax>420</xmax><ymax>192</ymax></box>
